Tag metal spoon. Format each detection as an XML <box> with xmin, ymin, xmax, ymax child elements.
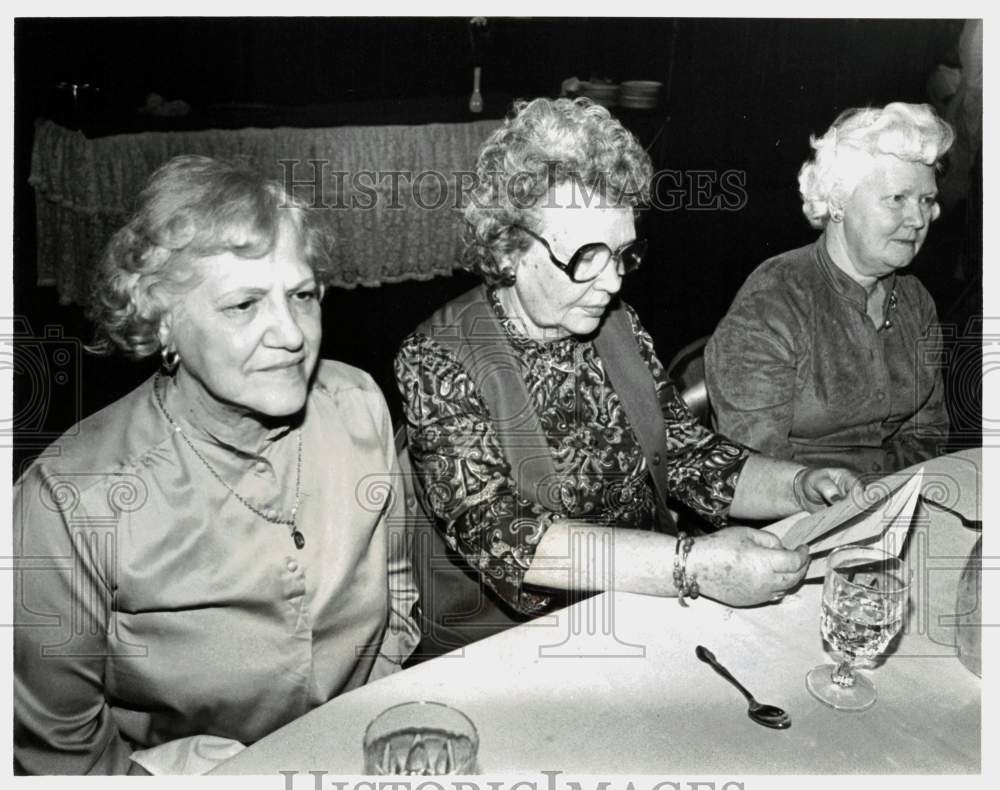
<box><xmin>695</xmin><ymin>645</ymin><xmax>791</xmax><ymax>729</ymax></box>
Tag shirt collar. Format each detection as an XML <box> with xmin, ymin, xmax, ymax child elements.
<box><xmin>153</xmin><ymin>372</ymin><xmax>297</xmax><ymax>459</ymax></box>
<box><xmin>813</xmin><ymin>237</ymin><xmax>896</xmax><ymax>313</ymax></box>
<box><xmin>486</xmin><ymin>286</ymin><xmax>582</xmax><ymax>352</ymax></box>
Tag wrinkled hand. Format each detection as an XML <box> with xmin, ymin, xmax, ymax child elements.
<box><xmin>687</xmin><ymin>527</ymin><xmax>809</xmax><ymax>607</ymax></box>
<box><xmin>794</xmin><ymin>467</ymin><xmax>861</xmax><ymax>513</ymax></box>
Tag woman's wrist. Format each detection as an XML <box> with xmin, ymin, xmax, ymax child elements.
<box><xmin>672</xmin><ymin>532</ymin><xmax>700</xmax><ymax>606</ymax></box>
<box><xmin>791</xmin><ymin>466</ymin><xmax>811</xmax><ymax>512</ymax></box>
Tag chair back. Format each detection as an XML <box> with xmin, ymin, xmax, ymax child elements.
<box><xmin>665</xmin><ymin>336</ymin><xmax>713</xmax><ymax>428</ymax></box>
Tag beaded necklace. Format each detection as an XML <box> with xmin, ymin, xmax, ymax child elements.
<box><xmin>153</xmin><ymin>372</ymin><xmax>305</xmax><ymax>549</ymax></box>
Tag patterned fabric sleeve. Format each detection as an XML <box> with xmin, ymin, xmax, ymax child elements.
<box><xmin>625</xmin><ymin>306</ymin><xmax>752</xmax><ymax>527</ymax></box>
<box><xmin>394</xmin><ymin>333</ymin><xmax>555</xmax><ymax>616</ymax></box>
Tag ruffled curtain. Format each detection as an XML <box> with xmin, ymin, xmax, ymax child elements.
<box><xmin>30</xmin><ymin>118</ymin><xmax>501</xmax><ymax>304</ymax></box>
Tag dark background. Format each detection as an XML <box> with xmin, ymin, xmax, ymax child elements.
<box><xmin>11</xmin><ymin>17</ymin><xmax>981</xmax><ymax>476</ymax></box>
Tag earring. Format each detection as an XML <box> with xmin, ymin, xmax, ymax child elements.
<box><xmin>499</xmin><ymin>267</ymin><xmax>517</xmax><ymax>287</ymax></box>
<box><xmin>160</xmin><ymin>347</ymin><xmax>180</xmax><ymax>374</ymax></box>
<box><xmin>830</xmin><ymin>209</ymin><xmax>844</xmax><ymax>222</ymax></box>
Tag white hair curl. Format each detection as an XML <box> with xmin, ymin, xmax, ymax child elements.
<box><xmin>797</xmin><ymin>102</ymin><xmax>954</xmax><ymax>229</ymax></box>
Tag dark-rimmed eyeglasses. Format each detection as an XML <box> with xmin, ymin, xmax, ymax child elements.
<box><xmin>513</xmin><ymin>225</ymin><xmax>647</xmax><ymax>283</ymax></box>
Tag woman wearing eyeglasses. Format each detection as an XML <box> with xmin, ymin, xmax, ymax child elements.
<box><xmin>394</xmin><ymin>98</ymin><xmax>858</xmax><ymax>654</ymax></box>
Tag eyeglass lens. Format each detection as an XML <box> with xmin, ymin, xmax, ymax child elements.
<box><xmin>570</xmin><ymin>240</ymin><xmax>645</xmax><ymax>281</ymax></box>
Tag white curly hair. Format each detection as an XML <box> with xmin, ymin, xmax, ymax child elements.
<box><xmin>797</xmin><ymin>102</ymin><xmax>954</xmax><ymax>229</ymax></box>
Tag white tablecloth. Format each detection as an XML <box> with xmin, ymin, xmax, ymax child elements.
<box><xmin>215</xmin><ymin>450</ymin><xmax>983</xmax><ymax>775</ymax></box>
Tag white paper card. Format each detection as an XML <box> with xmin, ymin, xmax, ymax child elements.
<box><xmin>764</xmin><ymin>468</ymin><xmax>924</xmax><ymax>579</ymax></box>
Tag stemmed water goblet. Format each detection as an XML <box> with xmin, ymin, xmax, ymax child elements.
<box><xmin>806</xmin><ymin>545</ymin><xmax>911</xmax><ymax>712</ymax></box>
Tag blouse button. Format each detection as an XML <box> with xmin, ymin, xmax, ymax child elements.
<box><xmin>286</xmin><ymin>559</ymin><xmax>299</xmax><ymax>572</ymax></box>
<box><xmin>875</xmin><ymin>391</ymin><xmax>886</xmax><ymax>402</ymax></box>
<box><xmin>255</xmin><ymin>461</ymin><xmax>269</xmax><ymax>474</ymax></box>
<box><xmin>651</xmin><ymin>452</ymin><xmax>662</xmax><ymax>466</ymax></box>
<box><xmin>871</xmin><ymin>462</ymin><xmax>882</xmax><ymax>473</ymax></box>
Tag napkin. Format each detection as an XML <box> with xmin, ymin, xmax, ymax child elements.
<box><xmin>765</xmin><ymin>468</ymin><xmax>924</xmax><ymax>579</ymax></box>
<box><xmin>129</xmin><ymin>734</ymin><xmax>246</xmax><ymax>775</ymax></box>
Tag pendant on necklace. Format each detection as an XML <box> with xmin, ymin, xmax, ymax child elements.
<box><xmin>292</xmin><ymin>529</ymin><xmax>306</xmax><ymax>550</ymax></box>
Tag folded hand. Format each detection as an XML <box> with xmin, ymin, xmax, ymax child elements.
<box><xmin>688</xmin><ymin>526</ymin><xmax>809</xmax><ymax>607</ymax></box>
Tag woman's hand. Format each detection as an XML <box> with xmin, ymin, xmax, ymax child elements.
<box><xmin>731</xmin><ymin>455</ymin><xmax>860</xmax><ymax>521</ymax></box>
<box><xmin>686</xmin><ymin>527</ymin><xmax>809</xmax><ymax>607</ymax></box>
<box><xmin>793</xmin><ymin>467</ymin><xmax>862</xmax><ymax>512</ymax></box>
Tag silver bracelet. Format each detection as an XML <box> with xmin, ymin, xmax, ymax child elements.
<box><xmin>672</xmin><ymin>532</ymin><xmax>699</xmax><ymax>607</ymax></box>
<box><xmin>792</xmin><ymin>467</ymin><xmax>811</xmax><ymax>512</ymax></box>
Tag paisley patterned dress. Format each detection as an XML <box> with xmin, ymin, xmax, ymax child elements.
<box><xmin>395</xmin><ymin>290</ymin><xmax>750</xmax><ymax>615</ymax></box>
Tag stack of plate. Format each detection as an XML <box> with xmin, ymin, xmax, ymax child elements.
<box><xmin>619</xmin><ymin>80</ymin><xmax>662</xmax><ymax>109</ymax></box>
<box><xmin>579</xmin><ymin>81</ymin><xmax>620</xmax><ymax>107</ymax></box>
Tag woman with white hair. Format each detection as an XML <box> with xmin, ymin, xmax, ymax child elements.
<box><xmin>706</xmin><ymin>102</ymin><xmax>954</xmax><ymax>476</ymax></box>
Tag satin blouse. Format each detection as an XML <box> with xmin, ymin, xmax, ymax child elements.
<box><xmin>13</xmin><ymin>360</ymin><xmax>419</xmax><ymax>774</ymax></box>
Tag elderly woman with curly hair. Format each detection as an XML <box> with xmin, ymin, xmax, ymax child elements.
<box><xmin>13</xmin><ymin>155</ymin><xmax>419</xmax><ymax>775</ymax></box>
<box><xmin>706</xmin><ymin>103</ymin><xmax>953</xmax><ymax>476</ymax></box>
<box><xmin>394</xmin><ymin>97</ymin><xmax>858</xmax><ymax>657</ymax></box>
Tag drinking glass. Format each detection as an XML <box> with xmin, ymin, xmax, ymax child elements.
<box><xmin>806</xmin><ymin>545</ymin><xmax>911</xmax><ymax>711</ymax></box>
<box><xmin>363</xmin><ymin>701</ymin><xmax>478</xmax><ymax>775</ymax></box>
